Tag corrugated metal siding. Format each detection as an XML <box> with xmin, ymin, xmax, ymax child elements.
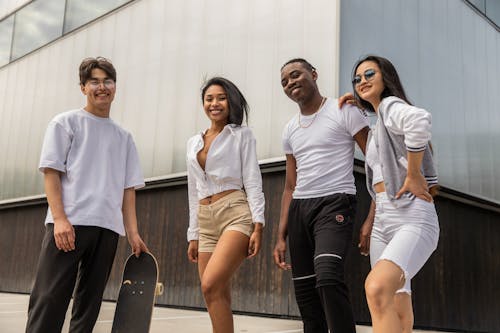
<box><xmin>0</xmin><ymin>0</ymin><xmax>340</xmax><ymax>201</ymax></box>
<box><xmin>340</xmin><ymin>0</ymin><xmax>500</xmax><ymax>204</ymax></box>
<box><xmin>0</xmin><ymin>0</ymin><xmax>31</xmax><ymax>19</ymax></box>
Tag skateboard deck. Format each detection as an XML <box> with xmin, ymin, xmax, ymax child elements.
<box><xmin>111</xmin><ymin>252</ymin><xmax>163</xmax><ymax>333</ymax></box>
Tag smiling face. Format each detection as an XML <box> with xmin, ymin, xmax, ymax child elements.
<box><xmin>354</xmin><ymin>60</ymin><xmax>384</xmax><ymax>110</ymax></box>
<box><xmin>203</xmin><ymin>84</ymin><xmax>230</xmax><ymax>125</ymax></box>
<box><xmin>80</xmin><ymin>68</ymin><xmax>116</xmax><ymax>116</ymax></box>
<box><xmin>280</xmin><ymin>62</ymin><xmax>318</xmax><ymax>104</ymax></box>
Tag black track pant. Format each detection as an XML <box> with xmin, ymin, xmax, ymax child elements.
<box><xmin>288</xmin><ymin>193</ymin><xmax>356</xmax><ymax>333</ymax></box>
<box><xmin>26</xmin><ymin>224</ymin><xmax>118</xmax><ymax>333</ymax></box>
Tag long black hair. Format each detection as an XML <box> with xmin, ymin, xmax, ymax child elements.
<box><xmin>201</xmin><ymin>77</ymin><xmax>249</xmax><ymax>126</ymax></box>
<box><xmin>351</xmin><ymin>55</ymin><xmax>411</xmax><ymax>112</ymax></box>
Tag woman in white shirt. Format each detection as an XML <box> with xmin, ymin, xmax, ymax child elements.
<box><xmin>352</xmin><ymin>55</ymin><xmax>439</xmax><ymax>333</ymax></box>
<box><xmin>186</xmin><ymin>77</ymin><xmax>265</xmax><ymax>333</ymax></box>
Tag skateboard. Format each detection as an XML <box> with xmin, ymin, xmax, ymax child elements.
<box><xmin>111</xmin><ymin>252</ymin><xmax>163</xmax><ymax>333</ymax></box>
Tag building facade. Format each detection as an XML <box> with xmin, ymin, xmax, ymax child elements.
<box><xmin>1</xmin><ymin>0</ymin><xmax>499</xmax><ymax>331</ymax></box>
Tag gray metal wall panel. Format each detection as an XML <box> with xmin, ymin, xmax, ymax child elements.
<box><xmin>0</xmin><ymin>0</ymin><xmax>31</xmax><ymax>20</ymax></box>
<box><xmin>340</xmin><ymin>0</ymin><xmax>500</xmax><ymax>204</ymax></box>
<box><xmin>0</xmin><ymin>0</ymin><xmax>340</xmax><ymax>201</ymax></box>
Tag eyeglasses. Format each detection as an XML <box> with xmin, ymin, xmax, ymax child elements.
<box><xmin>86</xmin><ymin>79</ymin><xmax>115</xmax><ymax>89</ymax></box>
<box><xmin>352</xmin><ymin>69</ymin><xmax>376</xmax><ymax>85</ymax></box>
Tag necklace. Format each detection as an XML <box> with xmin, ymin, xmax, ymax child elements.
<box><xmin>298</xmin><ymin>97</ymin><xmax>326</xmax><ymax>128</ymax></box>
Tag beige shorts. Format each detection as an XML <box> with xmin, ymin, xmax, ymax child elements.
<box><xmin>198</xmin><ymin>190</ymin><xmax>253</xmax><ymax>252</ymax></box>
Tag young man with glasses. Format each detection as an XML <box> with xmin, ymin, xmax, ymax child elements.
<box><xmin>274</xmin><ymin>58</ymin><xmax>371</xmax><ymax>333</ymax></box>
<box><xmin>26</xmin><ymin>57</ymin><xmax>148</xmax><ymax>333</ymax></box>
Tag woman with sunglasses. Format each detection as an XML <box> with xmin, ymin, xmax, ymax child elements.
<box><xmin>186</xmin><ymin>77</ymin><xmax>265</xmax><ymax>333</ymax></box>
<box><xmin>351</xmin><ymin>55</ymin><xmax>439</xmax><ymax>333</ymax></box>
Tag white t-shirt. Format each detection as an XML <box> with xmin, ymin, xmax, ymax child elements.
<box><xmin>366</xmin><ymin>134</ymin><xmax>384</xmax><ymax>186</ymax></box>
<box><xmin>282</xmin><ymin>98</ymin><xmax>369</xmax><ymax>199</ymax></box>
<box><xmin>186</xmin><ymin>125</ymin><xmax>265</xmax><ymax>241</ymax></box>
<box><xmin>39</xmin><ymin>109</ymin><xmax>145</xmax><ymax>236</ymax></box>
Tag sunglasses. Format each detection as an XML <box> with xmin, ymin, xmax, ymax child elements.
<box><xmin>352</xmin><ymin>68</ymin><xmax>377</xmax><ymax>85</ymax></box>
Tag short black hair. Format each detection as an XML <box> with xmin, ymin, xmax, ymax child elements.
<box><xmin>201</xmin><ymin>77</ymin><xmax>249</xmax><ymax>126</ymax></box>
<box><xmin>281</xmin><ymin>58</ymin><xmax>316</xmax><ymax>72</ymax></box>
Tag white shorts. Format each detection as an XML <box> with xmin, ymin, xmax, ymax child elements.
<box><xmin>370</xmin><ymin>192</ymin><xmax>440</xmax><ymax>294</ymax></box>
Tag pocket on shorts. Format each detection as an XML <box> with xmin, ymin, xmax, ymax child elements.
<box><xmin>227</xmin><ymin>193</ymin><xmax>248</xmax><ymax>208</ymax></box>
<box><xmin>413</xmin><ymin>197</ymin><xmax>437</xmax><ymax>212</ymax></box>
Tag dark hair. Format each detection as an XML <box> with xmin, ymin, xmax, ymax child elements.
<box><xmin>354</xmin><ymin>55</ymin><xmax>438</xmax><ymax>194</ymax></box>
<box><xmin>281</xmin><ymin>58</ymin><xmax>316</xmax><ymax>72</ymax></box>
<box><xmin>201</xmin><ymin>77</ymin><xmax>249</xmax><ymax>126</ymax></box>
<box><xmin>79</xmin><ymin>57</ymin><xmax>116</xmax><ymax>85</ymax></box>
<box><xmin>351</xmin><ymin>55</ymin><xmax>411</xmax><ymax>112</ymax></box>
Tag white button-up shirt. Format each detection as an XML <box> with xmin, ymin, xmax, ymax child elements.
<box><xmin>186</xmin><ymin>124</ymin><xmax>265</xmax><ymax>241</ymax></box>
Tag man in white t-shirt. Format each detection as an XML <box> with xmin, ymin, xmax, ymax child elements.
<box><xmin>273</xmin><ymin>58</ymin><xmax>369</xmax><ymax>333</ymax></box>
<box><xmin>26</xmin><ymin>57</ymin><xmax>148</xmax><ymax>333</ymax></box>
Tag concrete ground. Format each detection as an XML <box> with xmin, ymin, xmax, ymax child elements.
<box><xmin>1</xmin><ymin>292</ymin><xmax>453</xmax><ymax>333</ymax></box>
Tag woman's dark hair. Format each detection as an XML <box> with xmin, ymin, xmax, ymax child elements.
<box><xmin>351</xmin><ymin>55</ymin><xmax>411</xmax><ymax>112</ymax></box>
<box><xmin>201</xmin><ymin>77</ymin><xmax>249</xmax><ymax>126</ymax></box>
<box><xmin>79</xmin><ymin>57</ymin><xmax>116</xmax><ymax>85</ymax></box>
<box><xmin>354</xmin><ymin>55</ymin><xmax>438</xmax><ymax>194</ymax></box>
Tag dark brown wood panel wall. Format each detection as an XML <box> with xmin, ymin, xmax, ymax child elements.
<box><xmin>104</xmin><ymin>172</ymin><xmax>301</xmax><ymax>316</ymax></box>
<box><xmin>411</xmin><ymin>194</ymin><xmax>500</xmax><ymax>333</ymax></box>
<box><xmin>1</xmin><ymin>169</ymin><xmax>499</xmax><ymax>332</ymax></box>
<box><xmin>0</xmin><ymin>204</ymin><xmax>46</xmax><ymax>293</ymax></box>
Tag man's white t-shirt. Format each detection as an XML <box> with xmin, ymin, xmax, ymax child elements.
<box><xmin>39</xmin><ymin>109</ymin><xmax>145</xmax><ymax>236</ymax></box>
<box><xmin>282</xmin><ymin>98</ymin><xmax>369</xmax><ymax>199</ymax></box>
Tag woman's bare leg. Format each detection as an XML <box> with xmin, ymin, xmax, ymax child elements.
<box><xmin>394</xmin><ymin>292</ymin><xmax>414</xmax><ymax>333</ymax></box>
<box><xmin>365</xmin><ymin>259</ymin><xmax>406</xmax><ymax>333</ymax></box>
<box><xmin>198</xmin><ymin>231</ymin><xmax>249</xmax><ymax>333</ymax></box>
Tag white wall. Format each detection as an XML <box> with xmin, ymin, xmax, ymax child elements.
<box><xmin>0</xmin><ymin>0</ymin><xmax>31</xmax><ymax>19</ymax></box>
<box><xmin>0</xmin><ymin>0</ymin><xmax>340</xmax><ymax>201</ymax></box>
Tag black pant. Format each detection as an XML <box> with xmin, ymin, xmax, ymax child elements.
<box><xmin>288</xmin><ymin>193</ymin><xmax>356</xmax><ymax>333</ymax></box>
<box><xmin>26</xmin><ymin>224</ymin><xmax>118</xmax><ymax>333</ymax></box>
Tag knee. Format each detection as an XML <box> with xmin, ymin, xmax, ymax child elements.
<box><xmin>314</xmin><ymin>255</ymin><xmax>344</xmax><ymax>286</ymax></box>
<box><xmin>200</xmin><ymin>279</ymin><xmax>216</xmax><ymax>301</ymax></box>
<box><xmin>364</xmin><ymin>276</ymin><xmax>392</xmax><ymax>310</ymax></box>
<box><xmin>200</xmin><ymin>278</ymin><xmax>227</xmax><ymax>304</ymax></box>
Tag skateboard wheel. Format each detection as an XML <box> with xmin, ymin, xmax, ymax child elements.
<box><xmin>155</xmin><ymin>283</ymin><xmax>164</xmax><ymax>296</ymax></box>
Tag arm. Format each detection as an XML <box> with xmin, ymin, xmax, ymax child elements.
<box><xmin>338</xmin><ymin>92</ymin><xmax>356</xmax><ymax>108</ymax></box>
<box><xmin>358</xmin><ymin>200</ymin><xmax>375</xmax><ymax>256</ymax></box>
<box><xmin>44</xmin><ymin>168</ymin><xmax>75</xmax><ymax>252</ymax></box>
<box><xmin>353</xmin><ymin>126</ymin><xmax>369</xmax><ymax>155</ymax></box>
<box><xmin>122</xmin><ymin>187</ymin><xmax>149</xmax><ymax>257</ymax></box>
<box><xmin>186</xmin><ymin>161</ymin><xmax>200</xmax><ymax>263</ymax></box>
<box><xmin>247</xmin><ymin>221</ymin><xmax>263</xmax><ymax>258</ymax></box>
<box><xmin>352</xmin><ymin>125</ymin><xmax>375</xmax><ymax>255</ymax></box>
<box><xmin>396</xmin><ymin>151</ymin><xmax>432</xmax><ymax>202</ymax></box>
<box><xmin>240</xmin><ymin>130</ymin><xmax>265</xmax><ymax>258</ymax></box>
<box><xmin>385</xmin><ymin>101</ymin><xmax>433</xmax><ymax>202</ymax></box>
<box><xmin>272</xmin><ymin>154</ymin><xmax>296</xmax><ymax>270</ymax></box>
